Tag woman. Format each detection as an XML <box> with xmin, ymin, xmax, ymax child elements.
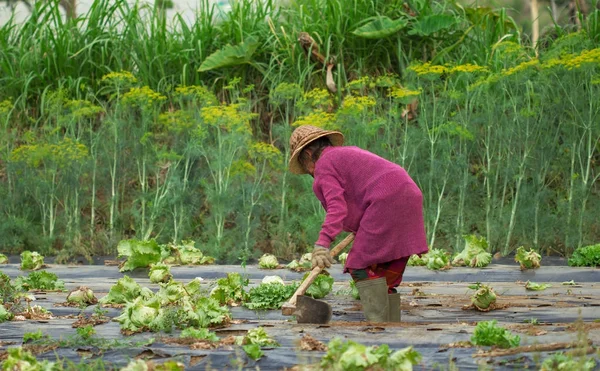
<box><xmin>289</xmin><ymin>125</ymin><xmax>429</xmax><ymax>322</ymax></box>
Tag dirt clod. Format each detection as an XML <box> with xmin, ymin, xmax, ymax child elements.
<box><xmin>299</xmin><ymin>334</ymin><xmax>328</xmax><ymax>351</ymax></box>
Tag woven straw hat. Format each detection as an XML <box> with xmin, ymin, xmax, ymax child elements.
<box><xmin>288</xmin><ymin>125</ymin><xmax>344</xmax><ymax>174</ymax></box>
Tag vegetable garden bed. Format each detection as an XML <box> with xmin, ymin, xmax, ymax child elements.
<box><xmin>1</xmin><ymin>260</ymin><xmax>599</xmax><ymax>370</ymax></box>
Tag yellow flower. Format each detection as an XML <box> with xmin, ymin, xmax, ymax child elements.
<box><xmin>270</xmin><ymin>83</ymin><xmax>303</xmax><ymax>104</ymax></box>
<box><xmin>0</xmin><ymin>99</ymin><xmax>13</xmax><ymax>115</ymax></box>
<box><xmin>501</xmin><ymin>59</ymin><xmax>539</xmax><ymax>76</ymax></box>
<box><xmin>100</xmin><ymin>71</ymin><xmax>137</xmax><ymax>85</ymax></box>
<box><xmin>122</xmin><ymin>86</ymin><xmax>167</xmax><ymax>109</ymax></box>
<box><xmin>450</xmin><ymin>63</ymin><xmax>489</xmax><ymax>74</ymax></box>
<box><xmin>408</xmin><ymin>62</ymin><xmax>449</xmax><ymax>76</ymax></box>
<box><xmin>158</xmin><ymin>110</ymin><xmax>196</xmax><ymax>134</ymax></box>
<box><xmin>249</xmin><ymin>142</ymin><xmax>281</xmax><ymax>160</ymax></box>
<box><xmin>10</xmin><ymin>138</ymin><xmax>89</xmax><ymax>168</ymax></box>
<box><xmin>389</xmin><ymin>86</ymin><xmax>421</xmax><ymax>100</ymax></box>
<box><xmin>175</xmin><ymin>85</ymin><xmax>217</xmax><ymax>106</ymax></box>
<box><xmin>65</xmin><ymin>100</ymin><xmax>104</xmax><ymax>120</ymax></box>
<box><xmin>200</xmin><ymin>104</ymin><xmax>255</xmax><ymax>134</ymax></box>
<box><xmin>230</xmin><ymin>160</ymin><xmax>256</xmax><ymax>178</ymax></box>
<box><xmin>301</xmin><ymin>88</ymin><xmax>332</xmax><ymax>109</ymax></box>
<box><xmin>292</xmin><ymin>110</ymin><xmax>337</xmax><ymax>130</ymax></box>
<box><xmin>347</xmin><ymin>76</ymin><xmax>372</xmax><ymax>91</ymax></box>
<box><xmin>492</xmin><ymin>41</ymin><xmax>523</xmax><ymax>56</ymax></box>
<box><xmin>339</xmin><ymin>95</ymin><xmax>376</xmax><ymax>114</ymax></box>
<box><xmin>374</xmin><ymin>74</ymin><xmax>400</xmax><ymax>88</ymax></box>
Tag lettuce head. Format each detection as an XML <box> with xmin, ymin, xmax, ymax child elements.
<box><xmin>515</xmin><ymin>246</ymin><xmax>541</xmax><ymax>270</ymax></box>
<box><xmin>20</xmin><ymin>251</ymin><xmax>44</xmax><ymax>271</ymax></box>
<box><xmin>258</xmin><ymin>254</ymin><xmax>279</xmax><ymax>269</ymax></box>
<box><xmin>149</xmin><ymin>263</ymin><xmax>172</xmax><ymax>283</ymax></box>
<box><xmin>67</xmin><ymin>286</ymin><xmax>97</xmax><ymax>305</ymax></box>
<box><xmin>99</xmin><ymin>275</ymin><xmax>143</xmax><ymax>305</ymax></box>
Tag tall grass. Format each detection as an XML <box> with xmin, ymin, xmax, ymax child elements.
<box><xmin>0</xmin><ymin>0</ymin><xmax>599</xmax><ymax>261</ymax></box>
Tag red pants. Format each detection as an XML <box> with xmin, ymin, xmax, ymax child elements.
<box><xmin>348</xmin><ymin>257</ymin><xmax>409</xmax><ymax>294</ymax></box>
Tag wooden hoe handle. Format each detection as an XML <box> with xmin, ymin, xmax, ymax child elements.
<box><xmin>282</xmin><ymin>233</ymin><xmax>355</xmax><ymax>315</ymax></box>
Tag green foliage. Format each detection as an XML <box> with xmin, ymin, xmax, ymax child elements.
<box><xmin>14</xmin><ymin>271</ymin><xmax>65</xmax><ymax>291</ymax></box>
<box><xmin>149</xmin><ymin>263</ymin><xmax>172</xmax><ymax>284</ymax></box>
<box><xmin>302</xmin><ymin>273</ymin><xmax>334</xmax><ymax>299</ymax></box>
<box><xmin>350</xmin><ymin>280</ymin><xmax>360</xmax><ymax>300</ymax></box>
<box><xmin>117</xmin><ymin>239</ymin><xmax>167</xmax><ymax>272</ymax></box>
<box><xmin>66</xmin><ymin>286</ymin><xmax>97</xmax><ymax>306</ymax></box>
<box><xmin>452</xmin><ymin>235</ymin><xmax>492</xmax><ymax>268</ymax></box>
<box><xmin>198</xmin><ymin>37</ymin><xmax>260</xmax><ymax>72</ymax></box>
<box><xmin>338</xmin><ymin>253</ymin><xmax>348</xmax><ymax>266</ymax></box>
<box><xmin>352</xmin><ymin>17</ymin><xmax>409</xmax><ymax>39</ymax></box>
<box><xmin>424</xmin><ymin>249</ymin><xmax>451</xmax><ymax>270</ymax></box>
<box><xmin>515</xmin><ymin>246</ymin><xmax>542</xmax><ymax>269</ymax></box>
<box><xmin>320</xmin><ymin>337</ymin><xmax>421</xmax><ymax>370</ymax></box>
<box><xmin>115</xmin><ymin>296</ymin><xmax>167</xmax><ymax>333</ymax></box>
<box><xmin>243</xmin><ymin>327</ymin><xmax>279</xmax><ymax>347</ymax></box>
<box><xmin>2</xmin><ymin>347</ymin><xmax>55</xmax><ymax>370</ymax></box>
<box><xmin>540</xmin><ymin>352</ymin><xmax>596</xmax><ymax>371</ymax></box>
<box><xmin>0</xmin><ymin>272</ymin><xmax>18</xmax><ymax>304</ymax></box>
<box><xmin>98</xmin><ymin>275</ymin><xmax>147</xmax><ymax>305</ymax></box>
<box><xmin>0</xmin><ymin>303</ymin><xmax>12</xmax><ymax>322</ymax></box>
<box><xmin>76</xmin><ymin>325</ymin><xmax>96</xmax><ymax>340</ymax></box>
<box><xmin>243</xmin><ymin>343</ymin><xmax>263</xmax><ymax>360</ymax></box>
<box><xmin>568</xmin><ymin>244</ymin><xmax>600</xmax><ymax>267</ymax></box>
<box><xmin>0</xmin><ymin>254</ymin><xmax>7</xmax><ymax>264</ymax></box>
<box><xmin>180</xmin><ymin>327</ymin><xmax>219</xmax><ymax>342</ymax></box>
<box><xmin>258</xmin><ymin>254</ymin><xmax>279</xmax><ymax>269</ymax></box>
<box><xmin>471</xmin><ymin>320</ymin><xmax>520</xmax><ymax>349</ymax></box>
<box><xmin>23</xmin><ymin>330</ymin><xmax>45</xmax><ymax>343</ymax></box>
<box><xmin>210</xmin><ymin>273</ymin><xmax>249</xmax><ymax>305</ymax></box>
<box><xmin>525</xmin><ymin>281</ymin><xmax>552</xmax><ymax>291</ymax></box>
<box><xmin>164</xmin><ymin>241</ymin><xmax>215</xmax><ymax>265</ymax></box>
<box><xmin>245</xmin><ymin>282</ymin><xmax>299</xmax><ymax>310</ymax></box>
<box><xmin>469</xmin><ymin>283</ymin><xmax>497</xmax><ymax>311</ymax></box>
<box><xmin>20</xmin><ymin>251</ymin><xmax>44</xmax><ymax>270</ymax></box>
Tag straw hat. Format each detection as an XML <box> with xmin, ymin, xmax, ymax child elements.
<box><xmin>288</xmin><ymin>125</ymin><xmax>344</xmax><ymax>174</ymax></box>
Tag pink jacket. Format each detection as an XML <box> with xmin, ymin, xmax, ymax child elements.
<box><xmin>313</xmin><ymin>146</ymin><xmax>429</xmax><ymax>269</ymax></box>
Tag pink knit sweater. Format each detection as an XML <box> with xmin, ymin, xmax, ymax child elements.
<box><xmin>313</xmin><ymin>146</ymin><xmax>429</xmax><ymax>269</ymax></box>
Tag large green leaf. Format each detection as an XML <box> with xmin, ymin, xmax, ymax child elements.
<box><xmin>409</xmin><ymin>14</ymin><xmax>457</xmax><ymax>36</ymax></box>
<box><xmin>198</xmin><ymin>37</ymin><xmax>260</xmax><ymax>72</ymax></box>
<box><xmin>352</xmin><ymin>17</ymin><xmax>408</xmax><ymax>39</ymax></box>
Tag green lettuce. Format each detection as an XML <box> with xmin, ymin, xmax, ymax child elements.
<box><xmin>515</xmin><ymin>246</ymin><xmax>541</xmax><ymax>270</ymax></box>
<box><xmin>469</xmin><ymin>283</ymin><xmax>497</xmax><ymax>311</ymax></box>
<box><xmin>67</xmin><ymin>286</ymin><xmax>97</xmax><ymax>305</ymax></box>
<box><xmin>320</xmin><ymin>337</ymin><xmax>421</xmax><ymax>370</ymax></box>
<box><xmin>0</xmin><ymin>303</ymin><xmax>12</xmax><ymax>323</ymax></box>
<box><xmin>163</xmin><ymin>240</ymin><xmax>215</xmax><ymax>265</ymax></box>
<box><xmin>243</xmin><ymin>343</ymin><xmax>263</xmax><ymax>360</ymax></box>
<box><xmin>258</xmin><ymin>254</ymin><xmax>279</xmax><ymax>269</ymax></box>
<box><xmin>14</xmin><ymin>270</ymin><xmax>65</xmax><ymax>291</ymax></box>
<box><xmin>424</xmin><ymin>249</ymin><xmax>450</xmax><ymax>270</ymax></box>
<box><xmin>245</xmin><ymin>282</ymin><xmax>298</xmax><ymax>310</ymax></box>
<box><xmin>303</xmin><ymin>273</ymin><xmax>334</xmax><ymax>299</ymax></box>
<box><xmin>118</xmin><ymin>239</ymin><xmax>167</xmax><ymax>272</ymax></box>
<box><xmin>262</xmin><ymin>275</ymin><xmax>285</xmax><ymax>285</ymax></box>
<box><xmin>243</xmin><ymin>327</ymin><xmax>279</xmax><ymax>347</ymax></box>
<box><xmin>540</xmin><ymin>352</ymin><xmax>596</xmax><ymax>371</ymax></box>
<box><xmin>525</xmin><ymin>281</ymin><xmax>551</xmax><ymax>291</ymax></box>
<box><xmin>20</xmin><ymin>251</ymin><xmax>44</xmax><ymax>270</ymax></box>
<box><xmin>210</xmin><ymin>273</ymin><xmax>248</xmax><ymax>305</ymax></box>
<box><xmin>407</xmin><ymin>254</ymin><xmax>426</xmax><ymax>266</ymax></box>
<box><xmin>180</xmin><ymin>327</ymin><xmax>219</xmax><ymax>342</ymax></box>
<box><xmin>178</xmin><ymin>296</ymin><xmax>230</xmax><ymax>328</ymax></box>
<box><xmin>149</xmin><ymin>263</ymin><xmax>172</xmax><ymax>283</ymax></box>
<box><xmin>0</xmin><ymin>253</ymin><xmax>8</xmax><ymax>264</ymax></box>
<box><xmin>2</xmin><ymin>347</ymin><xmax>55</xmax><ymax>370</ymax></box>
<box><xmin>568</xmin><ymin>244</ymin><xmax>600</xmax><ymax>267</ymax></box>
<box><xmin>99</xmin><ymin>275</ymin><xmax>144</xmax><ymax>305</ymax></box>
<box><xmin>156</xmin><ymin>280</ymin><xmax>188</xmax><ymax>305</ymax></box>
<box><xmin>115</xmin><ymin>296</ymin><xmax>169</xmax><ymax>333</ymax></box>
<box><xmin>452</xmin><ymin>235</ymin><xmax>492</xmax><ymax>268</ymax></box>
<box><xmin>471</xmin><ymin>320</ymin><xmax>520</xmax><ymax>348</ymax></box>
<box><xmin>350</xmin><ymin>280</ymin><xmax>360</xmax><ymax>300</ymax></box>
<box><xmin>338</xmin><ymin>252</ymin><xmax>348</xmax><ymax>266</ymax></box>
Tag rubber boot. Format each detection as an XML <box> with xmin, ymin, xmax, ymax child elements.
<box><xmin>388</xmin><ymin>293</ymin><xmax>401</xmax><ymax>322</ymax></box>
<box><xmin>355</xmin><ymin>277</ymin><xmax>389</xmax><ymax>322</ymax></box>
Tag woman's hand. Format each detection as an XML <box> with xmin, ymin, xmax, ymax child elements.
<box><xmin>311</xmin><ymin>245</ymin><xmax>334</xmax><ymax>269</ymax></box>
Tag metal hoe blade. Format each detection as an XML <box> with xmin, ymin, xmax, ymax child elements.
<box><xmin>294</xmin><ymin>295</ymin><xmax>332</xmax><ymax>324</ymax></box>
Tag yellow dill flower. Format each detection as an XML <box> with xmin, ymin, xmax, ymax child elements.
<box><xmin>158</xmin><ymin>110</ymin><xmax>196</xmax><ymax>134</ymax></box>
<box><xmin>0</xmin><ymin>99</ymin><xmax>13</xmax><ymax>115</ymax></box>
<box><xmin>200</xmin><ymin>104</ymin><xmax>255</xmax><ymax>134</ymax></box>
<box><xmin>122</xmin><ymin>86</ymin><xmax>167</xmax><ymax>109</ymax></box>
<box><xmin>501</xmin><ymin>59</ymin><xmax>539</xmax><ymax>76</ymax></box>
<box><xmin>469</xmin><ymin>74</ymin><xmax>501</xmax><ymax>90</ymax></box>
<box><xmin>302</xmin><ymin>88</ymin><xmax>332</xmax><ymax>108</ymax></box>
<box><xmin>175</xmin><ymin>85</ymin><xmax>217</xmax><ymax>106</ymax></box>
<box><xmin>450</xmin><ymin>63</ymin><xmax>489</xmax><ymax>74</ymax></box>
<box><xmin>230</xmin><ymin>160</ymin><xmax>256</xmax><ymax>178</ymax></box>
<box><xmin>270</xmin><ymin>82</ymin><xmax>303</xmax><ymax>104</ymax></box>
<box><xmin>100</xmin><ymin>71</ymin><xmax>137</xmax><ymax>85</ymax></box>
<box><xmin>374</xmin><ymin>74</ymin><xmax>400</xmax><ymax>88</ymax></box>
<box><xmin>408</xmin><ymin>62</ymin><xmax>449</xmax><ymax>76</ymax></box>
<box><xmin>563</xmin><ymin>48</ymin><xmax>600</xmax><ymax>70</ymax></box>
<box><xmin>591</xmin><ymin>75</ymin><xmax>600</xmax><ymax>85</ymax></box>
<box><xmin>492</xmin><ymin>41</ymin><xmax>522</xmax><ymax>55</ymax></box>
<box><xmin>347</xmin><ymin>76</ymin><xmax>372</xmax><ymax>91</ymax></box>
<box><xmin>292</xmin><ymin>110</ymin><xmax>337</xmax><ymax>130</ymax></box>
<box><xmin>10</xmin><ymin>138</ymin><xmax>88</xmax><ymax>168</ymax></box>
<box><xmin>249</xmin><ymin>142</ymin><xmax>281</xmax><ymax>160</ymax></box>
<box><xmin>65</xmin><ymin>100</ymin><xmax>104</xmax><ymax>120</ymax></box>
<box><xmin>339</xmin><ymin>95</ymin><xmax>376</xmax><ymax>115</ymax></box>
<box><xmin>389</xmin><ymin>86</ymin><xmax>421</xmax><ymax>100</ymax></box>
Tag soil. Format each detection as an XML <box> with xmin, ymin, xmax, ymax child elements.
<box><xmin>0</xmin><ymin>263</ymin><xmax>598</xmax><ymax>370</ymax></box>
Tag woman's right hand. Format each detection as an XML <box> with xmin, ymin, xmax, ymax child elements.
<box><xmin>311</xmin><ymin>245</ymin><xmax>334</xmax><ymax>269</ymax></box>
